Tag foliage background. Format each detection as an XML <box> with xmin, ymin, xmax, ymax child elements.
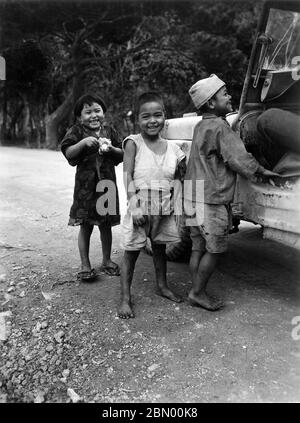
<box><xmin>0</xmin><ymin>0</ymin><xmax>261</xmax><ymax>148</ymax></box>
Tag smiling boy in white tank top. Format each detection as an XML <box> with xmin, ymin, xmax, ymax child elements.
<box><xmin>118</xmin><ymin>92</ymin><xmax>186</xmax><ymax>319</ymax></box>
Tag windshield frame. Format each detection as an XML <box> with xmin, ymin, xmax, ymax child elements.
<box><xmin>262</xmin><ymin>7</ymin><xmax>300</xmax><ymax>72</ymax></box>
<box><xmin>238</xmin><ymin>0</ymin><xmax>300</xmax><ymax>115</ymax></box>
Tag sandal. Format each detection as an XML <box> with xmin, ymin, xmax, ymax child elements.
<box><xmin>99</xmin><ymin>263</ymin><xmax>120</xmax><ymax>276</ymax></box>
<box><xmin>77</xmin><ymin>268</ymin><xmax>97</xmax><ymax>281</ymax></box>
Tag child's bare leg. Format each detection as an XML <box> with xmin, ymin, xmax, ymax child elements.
<box><xmin>151</xmin><ymin>243</ymin><xmax>182</xmax><ymax>303</ymax></box>
<box><xmin>150</xmin><ymin>215</ymin><xmax>162</xmax><ymax>240</ymax></box>
<box><xmin>78</xmin><ymin>223</ymin><xmax>94</xmax><ymax>271</ymax></box>
<box><xmin>99</xmin><ymin>223</ymin><xmax>114</xmax><ymax>266</ymax></box>
<box><xmin>99</xmin><ymin>223</ymin><xmax>120</xmax><ymax>275</ymax></box>
<box><xmin>118</xmin><ymin>250</ymin><xmax>140</xmax><ymax>319</ymax></box>
<box><xmin>188</xmin><ymin>250</ymin><xmax>223</xmax><ymax>311</ymax></box>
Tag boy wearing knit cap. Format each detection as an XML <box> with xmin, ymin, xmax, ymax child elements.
<box><xmin>184</xmin><ymin>74</ymin><xmax>279</xmax><ymax>311</ymax></box>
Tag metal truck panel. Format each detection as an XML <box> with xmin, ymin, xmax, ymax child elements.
<box><xmin>235</xmin><ymin>176</ymin><xmax>300</xmax><ymax>248</ymax></box>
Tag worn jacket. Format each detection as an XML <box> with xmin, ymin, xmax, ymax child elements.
<box><xmin>184</xmin><ymin>113</ymin><xmax>264</xmax><ymax>204</ymax></box>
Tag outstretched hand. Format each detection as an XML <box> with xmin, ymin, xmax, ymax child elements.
<box><xmin>261</xmin><ymin>169</ymin><xmax>281</xmax><ymax>178</ymax></box>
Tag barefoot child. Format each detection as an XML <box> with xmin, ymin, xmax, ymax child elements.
<box><xmin>61</xmin><ymin>93</ymin><xmax>123</xmax><ymax>281</ymax></box>
<box><xmin>118</xmin><ymin>91</ymin><xmax>186</xmax><ymax>319</ymax></box>
<box><xmin>184</xmin><ymin>75</ymin><xmax>279</xmax><ymax>311</ymax></box>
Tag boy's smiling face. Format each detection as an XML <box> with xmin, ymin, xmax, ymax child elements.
<box><xmin>210</xmin><ymin>86</ymin><xmax>233</xmax><ymax>116</ymax></box>
<box><xmin>138</xmin><ymin>101</ymin><xmax>165</xmax><ymax>139</ymax></box>
<box><xmin>79</xmin><ymin>102</ymin><xmax>104</xmax><ymax>130</ymax></box>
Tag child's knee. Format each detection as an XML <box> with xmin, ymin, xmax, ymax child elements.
<box><xmin>80</xmin><ymin>223</ymin><xmax>93</xmax><ymax>234</ymax></box>
<box><xmin>99</xmin><ymin>221</ymin><xmax>112</xmax><ymax>232</ymax></box>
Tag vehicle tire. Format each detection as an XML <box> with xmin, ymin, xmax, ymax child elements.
<box><xmin>143</xmin><ymin>215</ymin><xmax>192</xmax><ymax>262</ymax></box>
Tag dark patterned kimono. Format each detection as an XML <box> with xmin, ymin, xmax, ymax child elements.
<box><xmin>61</xmin><ymin>122</ymin><xmax>122</xmax><ymax>227</ymax></box>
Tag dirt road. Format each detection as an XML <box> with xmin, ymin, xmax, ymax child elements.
<box><xmin>0</xmin><ymin>146</ymin><xmax>299</xmax><ymax>403</ymax></box>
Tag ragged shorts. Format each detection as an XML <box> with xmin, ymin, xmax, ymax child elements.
<box><xmin>187</xmin><ymin>203</ymin><xmax>232</xmax><ymax>254</ymax></box>
<box><xmin>121</xmin><ymin>190</ymin><xmax>181</xmax><ymax>251</ymax></box>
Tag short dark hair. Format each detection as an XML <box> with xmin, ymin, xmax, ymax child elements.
<box><xmin>135</xmin><ymin>91</ymin><xmax>165</xmax><ymax>117</ymax></box>
<box><xmin>73</xmin><ymin>93</ymin><xmax>107</xmax><ymax>117</ymax></box>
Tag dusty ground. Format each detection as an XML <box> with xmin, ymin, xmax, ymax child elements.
<box><xmin>0</xmin><ymin>146</ymin><xmax>299</xmax><ymax>403</ymax></box>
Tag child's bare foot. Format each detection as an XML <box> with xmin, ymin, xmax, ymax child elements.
<box><xmin>102</xmin><ymin>259</ymin><xmax>118</xmax><ymax>268</ymax></box>
<box><xmin>81</xmin><ymin>264</ymin><xmax>92</xmax><ymax>272</ymax></box>
<box><xmin>188</xmin><ymin>291</ymin><xmax>223</xmax><ymax>311</ymax></box>
<box><xmin>118</xmin><ymin>299</ymin><xmax>135</xmax><ymax>319</ymax></box>
<box><xmin>100</xmin><ymin>260</ymin><xmax>120</xmax><ymax>276</ymax></box>
<box><xmin>77</xmin><ymin>265</ymin><xmax>97</xmax><ymax>281</ymax></box>
<box><xmin>157</xmin><ymin>287</ymin><xmax>183</xmax><ymax>303</ymax></box>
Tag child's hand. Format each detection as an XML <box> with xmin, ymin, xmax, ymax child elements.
<box><xmin>98</xmin><ymin>137</ymin><xmax>112</xmax><ymax>154</ymax></box>
<box><xmin>132</xmin><ymin>207</ymin><xmax>146</xmax><ymax>227</ymax></box>
<box><xmin>81</xmin><ymin>136</ymin><xmax>99</xmax><ymax>151</ymax></box>
<box><xmin>261</xmin><ymin>169</ymin><xmax>281</xmax><ymax>178</ymax></box>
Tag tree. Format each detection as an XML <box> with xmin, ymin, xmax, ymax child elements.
<box><xmin>188</xmin><ymin>0</ymin><xmax>260</xmax><ymax>107</ymax></box>
<box><xmin>0</xmin><ymin>0</ymin><xmax>260</xmax><ymax>148</ymax></box>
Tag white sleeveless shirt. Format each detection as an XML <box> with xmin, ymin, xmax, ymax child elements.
<box><xmin>123</xmin><ymin>133</ymin><xmax>185</xmax><ymax>192</ymax></box>
<box><xmin>123</xmin><ymin>133</ymin><xmax>185</xmax><ymax>215</ymax></box>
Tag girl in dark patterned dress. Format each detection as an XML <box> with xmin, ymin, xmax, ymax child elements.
<box><xmin>61</xmin><ymin>93</ymin><xmax>123</xmax><ymax>281</ymax></box>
